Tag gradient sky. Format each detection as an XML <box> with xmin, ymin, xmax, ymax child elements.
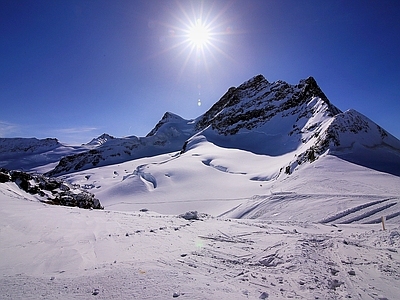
<box><xmin>1</xmin><ymin>0</ymin><xmax>399</xmax><ymax>144</ymax></box>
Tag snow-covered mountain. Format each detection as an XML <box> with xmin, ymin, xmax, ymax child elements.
<box><xmin>44</xmin><ymin>112</ymin><xmax>196</xmax><ymax>176</ymax></box>
<box><xmin>26</xmin><ymin>75</ymin><xmax>396</xmax><ymax>178</ymax></box>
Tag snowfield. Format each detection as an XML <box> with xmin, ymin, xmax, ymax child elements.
<box><xmin>1</xmin><ymin>184</ymin><xmax>399</xmax><ymax>299</ymax></box>
<box><xmin>58</xmin><ymin>138</ymin><xmax>400</xmax><ymax>224</ymax></box>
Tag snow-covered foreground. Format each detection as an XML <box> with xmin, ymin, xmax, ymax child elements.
<box><xmin>1</xmin><ymin>184</ymin><xmax>399</xmax><ymax>299</ymax></box>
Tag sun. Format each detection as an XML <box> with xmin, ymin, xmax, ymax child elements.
<box><xmin>188</xmin><ymin>19</ymin><xmax>210</xmax><ymax>48</ymax></box>
<box><xmin>153</xmin><ymin>1</ymin><xmax>234</xmax><ymax>74</ymax></box>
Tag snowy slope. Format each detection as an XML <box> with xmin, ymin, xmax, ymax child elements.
<box><xmin>326</xmin><ymin>109</ymin><xmax>400</xmax><ymax>176</ymax></box>
<box><xmin>1</xmin><ymin>184</ymin><xmax>399</xmax><ymax>299</ymax></box>
<box><xmin>57</xmin><ymin>136</ymin><xmax>400</xmax><ymax>224</ymax></box>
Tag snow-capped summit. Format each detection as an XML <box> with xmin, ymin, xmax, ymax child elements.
<box><xmin>46</xmin><ymin>113</ymin><xmax>196</xmax><ymax>176</ymax></box>
<box><xmin>85</xmin><ymin>133</ymin><xmax>115</xmax><ymax>148</ymax></box>
<box><xmin>146</xmin><ymin>112</ymin><xmax>191</xmax><ymax>137</ymax></box>
<box><xmin>192</xmin><ymin>75</ymin><xmax>342</xmax><ymax>156</ymax></box>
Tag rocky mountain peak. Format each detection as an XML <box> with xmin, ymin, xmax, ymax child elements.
<box><xmin>195</xmin><ymin>76</ymin><xmax>341</xmax><ymax>138</ymax></box>
<box><xmin>237</xmin><ymin>74</ymin><xmax>269</xmax><ymax>90</ymax></box>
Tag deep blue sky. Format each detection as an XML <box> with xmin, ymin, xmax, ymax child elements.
<box><xmin>1</xmin><ymin>0</ymin><xmax>399</xmax><ymax>144</ymax></box>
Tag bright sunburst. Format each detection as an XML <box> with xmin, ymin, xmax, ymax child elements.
<box><xmin>188</xmin><ymin>19</ymin><xmax>210</xmax><ymax>48</ymax></box>
<box><xmin>150</xmin><ymin>1</ymin><xmax>234</xmax><ymax>76</ymax></box>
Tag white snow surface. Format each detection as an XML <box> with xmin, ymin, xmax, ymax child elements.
<box><xmin>57</xmin><ymin>137</ymin><xmax>400</xmax><ymax>223</ymax></box>
<box><xmin>1</xmin><ymin>180</ymin><xmax>399</xmax><ymax>299</ymax></box>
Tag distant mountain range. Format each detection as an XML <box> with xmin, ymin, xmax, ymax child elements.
<box><xmin>1</xmin><ymin>74</ymin><xmax>399</xmax><ymax>177</ymax></box>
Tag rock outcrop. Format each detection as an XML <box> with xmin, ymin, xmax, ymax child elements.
<box><xmin>0</xmin><ymin>168</ymin><xmax>103</xmax><ymax>209</ymax></box>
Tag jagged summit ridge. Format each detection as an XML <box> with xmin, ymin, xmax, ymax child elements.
<box><xmin>196</xmin><ymin>75</ymin><xmax>340</xmax><ymax>135</ymax></box>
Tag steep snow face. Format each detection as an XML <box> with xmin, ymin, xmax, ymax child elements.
<box><xmin>46</xmin><ymin>113</ymin><xmax>196</xmax><ymax>176</ymax></box>
<box><xmin>323</xmin><ymin>109</ymin><xmax>400</xmax><ymax>150</ymax></box>
<box><xmin>146</xmin><ymin>112</ymin><xmax>195</xmax><ymax>137</ymax></box>
<box><xmin>321</xmin><ymin>109</ymin><xmax>400</xmax><ymax>176</ymax></box>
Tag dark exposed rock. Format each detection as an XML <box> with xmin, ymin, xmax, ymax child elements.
<box><xmin>0</xmin><ymin>168</ymin><xmax>11</xmax><ymax>183</ymax></box>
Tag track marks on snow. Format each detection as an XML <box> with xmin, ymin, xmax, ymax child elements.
<box><xmin>321</xmin><ymin>197</ymin><xmax>399</xmax><ymax>224</ymax></box>
<box><xmin>175</xmin><ymin>220</ymin><xmax>399</xmax><ymax>299</ymax></box>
